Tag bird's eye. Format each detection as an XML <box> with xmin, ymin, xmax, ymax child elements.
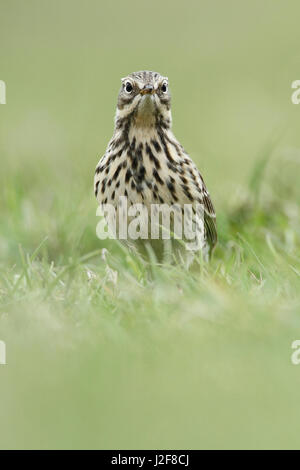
<box><xmin>124</xmin><ymin>81</ymin><xmax>133</xmax><ymax>93</ymax></box>
<box><xmin>161</xmin><ymin>81</ymin><xmax>168</xmax><ymax>93</ymax></box>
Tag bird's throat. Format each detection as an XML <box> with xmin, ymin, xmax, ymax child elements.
<box><xmin>133</xmin><ymin>95</ymin><xmax>156</xmax><ymax>128</ymax></box>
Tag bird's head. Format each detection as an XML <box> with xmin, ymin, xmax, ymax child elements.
<box><xmin>116</xmin><ymin>71</ymin><xmax>171</xmax><ymax>128</ymax></box>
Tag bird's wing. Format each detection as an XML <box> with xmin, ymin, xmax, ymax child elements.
<box><xmin>202</xmin><ymin>185</ymin><xmax>217</xmax><ymax>249</ymax></box>
<box><xmin>190</xmin><ymin>165</ymin><xmax>217</xmax><ymax>250</ymax></box>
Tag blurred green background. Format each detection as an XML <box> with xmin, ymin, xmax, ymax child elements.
<box><xmin>1</xmin><ymin>0</ymin><xmax>300</xmax><ymax>449</ymax></box>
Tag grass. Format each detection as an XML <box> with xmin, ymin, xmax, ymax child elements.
<box><xmin>1</xmin><ymin>150</ymin><xmax>300</xmax><ymax>449</ymax></box>
<box><xmin>1</xmin><ymin>0</ymin><xmax>300</xmax><ymax>450</ymax></box>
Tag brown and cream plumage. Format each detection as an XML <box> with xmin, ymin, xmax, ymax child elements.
<box><xmin>94</xmin><ymin>71</ymin><xmax>217</xmax><ymax>261</ymax></box>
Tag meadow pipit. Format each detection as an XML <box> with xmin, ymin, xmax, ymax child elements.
<box><xmin>94</xmin><ymin>71</ymin><xmax>217</xmax><ymax>262</ymax></box>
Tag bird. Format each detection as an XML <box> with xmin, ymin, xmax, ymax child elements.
<box><xmin>94</xmin><ymin>71</ymin><xmax>217</xmax><ymax>264</ymax></box>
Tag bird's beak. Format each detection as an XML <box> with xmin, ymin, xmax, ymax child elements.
<box><xmin>140</xmin><ymin>85</ymin><xmax>155</xmax><ymax>95</ymax></box>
